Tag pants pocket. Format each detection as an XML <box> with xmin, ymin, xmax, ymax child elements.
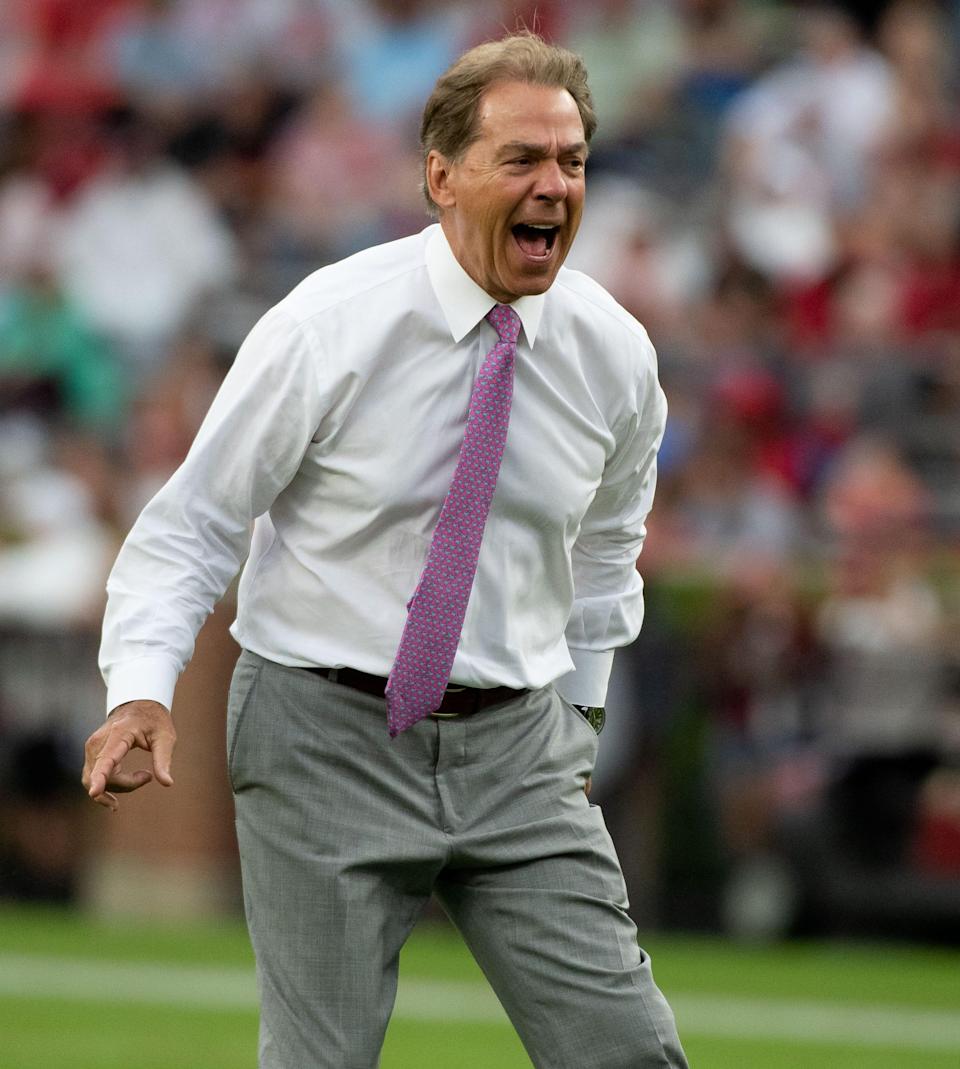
<box><xmin>554</xmin><ymin>687</ymin><xmax>602</xmax><ymax>749</ymax></box>
<box><xmin>226</xmin><ymin>652</ymin><xmax>262</xmax><ymax>792</ymax></box>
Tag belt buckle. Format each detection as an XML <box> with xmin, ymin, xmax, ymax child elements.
<box><xmin>430</xmin><ymin>684</ymin><xmax>467</xmax><ymax>719</ymax></box>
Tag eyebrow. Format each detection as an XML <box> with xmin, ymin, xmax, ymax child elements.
<box><xmin>497</xmin><ymin>140</ymin><xmax>589</xmax><ymax>160</ymax></box>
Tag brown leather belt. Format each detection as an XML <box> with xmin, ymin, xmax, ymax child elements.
<box><xmin>306</xmin><ymin>665</ymin><xmax>527</xmax><ymax>718</ymax></box>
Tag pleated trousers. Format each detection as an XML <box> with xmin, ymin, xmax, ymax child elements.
<box><xmin>228</xmin><ymin>650</ymin><xmax>687</xmax><ymax>1068</ymax></box>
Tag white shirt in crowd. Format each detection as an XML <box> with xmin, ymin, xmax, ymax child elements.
<box><xmin>100</xmin><ymin>224</ymin><xmax>666</xmax><ymax>715</ymax></box>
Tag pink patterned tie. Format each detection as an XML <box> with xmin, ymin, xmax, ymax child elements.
<box><xmin>385</xmin><ymin>304</ymin><xmax>521</xmax><ymax>736</ymax></box>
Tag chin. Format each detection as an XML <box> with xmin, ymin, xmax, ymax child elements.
<box><xmin>515</xmin><ymin>269</ymin><xmax>559</xmax><ymax>297</ymax></box>
<box><xmin>494</xmin><ymin>247</ymin><xmax>564</xmax><ymax>300</ymax></box>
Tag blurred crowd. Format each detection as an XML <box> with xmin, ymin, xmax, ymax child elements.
<box><xmin>0</xmin><ymin>0</ymin><xmax>958</xmax><ymax>930</ymax></box>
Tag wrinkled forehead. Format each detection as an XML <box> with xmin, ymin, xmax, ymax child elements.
<box><xmin>473</xmin><ymin>81</ymin><xmax>585</xmax><ymax>147</ymax></box>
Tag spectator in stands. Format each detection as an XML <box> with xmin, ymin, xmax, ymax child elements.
<box><xmin>0</xmin><ymin>423</ymin><xmax>116</xmax><ymax>629</ymax></box>
<box><xmin>53</xmin><ymin>108</ymin><xmax>236</xmax><ymax>375</ymax></box>
<box><xmin>337</xmin><ymin>0</ymin><xmax>472</xmax><ymax>129</ymax></box>
<box><xmin>0</xmin><ymin>259</ymin><xmax>124</xmax><ymax>436</ymax></box>
<box><xmin>816</xmin><ymin>436</ymin><xmax>947</xmax><ymax>869</ymax></box>
<box><xmin>723</xmin><ymin>3</ymin><xmax>894</xmax><ymax>282</ymax></box>
<box><xmin>265</xmin><ymin>82</ymin><xmax>417</xmax><ymax>262</ymax></box>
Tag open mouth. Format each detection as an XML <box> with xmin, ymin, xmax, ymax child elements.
<box><xmin>512</xmin><ymin>223</ymin><xmax>559</xmax><ymax>260</ymax></box>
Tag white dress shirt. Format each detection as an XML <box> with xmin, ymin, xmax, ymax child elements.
<box><xmin>100</xmin><ymin>224</ymin><xmax>666</xmax><ymax>714</ymax></box>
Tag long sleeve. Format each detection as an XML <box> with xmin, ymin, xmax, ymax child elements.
<box><xmin>99</xmin><ymin>307</ymin><xmax>326</xmax><ymax>713</ymax></box>
<box><xmin>99</xmin><ymin>227</ymin><xmax>672</xmax><ymax>712</ymax></box>
<box><xmin>555</xmin><ymin>349</ymin><xmax>667</xmax><ymax>706</ymax></box>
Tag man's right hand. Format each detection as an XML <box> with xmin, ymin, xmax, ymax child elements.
<box><xmin>81</xmin><ymin>700</ymin><xmax>176</xmax><ymax>812</ymax></box>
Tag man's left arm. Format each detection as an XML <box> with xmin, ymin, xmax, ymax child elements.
<box><xmin>555</xmin><ymin>346</ymin><xmax>668</xmax><ymax>709</ymax></box>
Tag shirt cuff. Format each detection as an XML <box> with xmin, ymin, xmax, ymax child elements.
<box><xmin>553</xmin><ymin>647</ymin><xmax>615</xmax><ymax>707</ymax></box>
<box><xmin>105</xmin><ymin>656</ymin><xmax>180</xmax><ymax>716</ymax></box>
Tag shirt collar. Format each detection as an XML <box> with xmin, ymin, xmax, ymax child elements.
<box><xmin>425</xmin><ymin>224</ymin><xmax>544</xmax><ymax>348</ymax></box>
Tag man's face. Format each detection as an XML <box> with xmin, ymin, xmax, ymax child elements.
<box><xmin>429</xmin><ymin>80</ymin><xmax>587</xmax><ymax>303</ymax></box>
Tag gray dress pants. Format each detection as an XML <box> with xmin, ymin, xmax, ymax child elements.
<box><xmin>228</xmin><ymin>651</ymin><xmax>687</xmax><ymax>1069</ymax></box>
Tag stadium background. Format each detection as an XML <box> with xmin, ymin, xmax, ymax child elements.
<box><xmin>0</xmin><ymin>1</ymin><xmax>959</xmax><ymax>1065</ymax></box>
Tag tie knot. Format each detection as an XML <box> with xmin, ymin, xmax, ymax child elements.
<box><xmin>486</xmin><ymin>304</ymin><xmax>522</xmax><ymax>346</ymax></box>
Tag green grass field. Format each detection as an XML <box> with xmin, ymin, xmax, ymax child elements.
<box><xmin>1</xmin><ymin>904</ymin><xmax>958</xmax><ymax>1067</ymax></box>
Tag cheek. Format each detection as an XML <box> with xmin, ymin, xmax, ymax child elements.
<box><xmin>488</xmin><ymin>217</ymin><xmax>514</xmax><ymax>258</ymax></box>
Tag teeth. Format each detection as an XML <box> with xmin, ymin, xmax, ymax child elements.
<box><xmin>528</xmin><ymin>224</ymin><xmax>556</xmax><ymax>229</ymax></box>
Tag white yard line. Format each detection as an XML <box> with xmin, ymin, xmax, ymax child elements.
<box><xmin>670</xmin><ymin>994</ymin><xmax>960</xmax><ymax>1051</ymax></box>
<box><xmin>1</xmin><ymin>954</ymin><xmax>958</xmax><ymax>1052</ymax></box>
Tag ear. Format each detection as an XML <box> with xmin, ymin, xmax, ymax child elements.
<box><xmin>426</xmin><ymin>150</ymin><xmax>457</xmax><ymax>211</ymax></box>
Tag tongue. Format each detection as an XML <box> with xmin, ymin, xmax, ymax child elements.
<box><xmin>515</xmin><ymin>226</ymin><xmax>548</xmax><ymax>257</ymax></box>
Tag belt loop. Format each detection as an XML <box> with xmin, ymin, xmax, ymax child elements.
<box><xmin>328</xmin><ymin>667</ymin><xmax>339</xmax><ymax>683</ymax></box>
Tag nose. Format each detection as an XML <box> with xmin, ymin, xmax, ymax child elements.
<box><xmin>533</xmin><ymin>159</ymin><xmax>567</xmax><ymax>203</ymax></box>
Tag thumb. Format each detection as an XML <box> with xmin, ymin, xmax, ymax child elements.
<box><xmin>150</xmin><ymin>729</ymin><xmax>176</xmax><ymax>787</ymax></box>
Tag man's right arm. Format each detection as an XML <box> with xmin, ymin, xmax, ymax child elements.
<box><xmin>88</xmin><ymin>307</ymin><xmax>328</xmax><ymax>805</ymax></box>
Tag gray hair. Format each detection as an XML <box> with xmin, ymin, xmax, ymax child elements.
<box><xmin>419</xmin><ymin>31</ymin><xmax>596</xmax><ymax>215</ymax></box>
